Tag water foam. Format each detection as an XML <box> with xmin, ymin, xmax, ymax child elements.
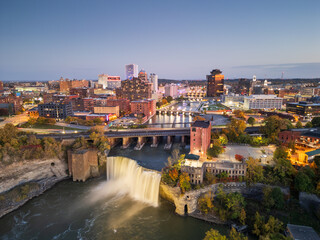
<box><xmin>106</xmin><ymin>156</ymin><xmax>161</xmax><ymax>207</ymax></box>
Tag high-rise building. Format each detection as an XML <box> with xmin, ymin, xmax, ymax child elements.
<box><xmin>138</xmin><ymin>70</ymin><xmax>148</xmax><ymax>82</ymax></box>
<box><xmin>116</xmin><ymin>77</ymin><xmax>152</xmax><ymax>101</ymax></box>
<box><xmin>125</xmin><ymin>64</ymin><xmax>138</xmax><ymax>80</ymax></box>
<box><xmin>190</xmin><ymin>120</ymin><xmax>211</xmax><ymax>160</ymax></box>
<box><xmin>149</xmin><ymin>73</ymin><xmax>158</xmax><ymax>92</ymax></box>
<box><xmin>98</xmin><ymin>74</ymin><xmax>121</xmax><ymax>89</ymax></box>
<box><xmin>206</xmin><ymin>69</ymin><xmax>224</xmax><ymax>97</ymax></box>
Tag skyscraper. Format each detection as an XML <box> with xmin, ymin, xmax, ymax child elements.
<box><xmin>149</xmin><ymin>73</ymin><xmax>158</xmax><ymax>92</ymax></box>
<box><xmin>206</xmin><ymin>69</ymin><xmax>224</xmax><ymax>97</ymax></box>
<box><xmin>125</xmin><ymin>64</ymin><xmax>138</xmax><ymax>80</ymax></box>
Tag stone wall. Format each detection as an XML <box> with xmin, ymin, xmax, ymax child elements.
<box><xmin>0</xmin><ymin>158</ymin><xmax>68</xmax><ymax>218</ymax></box>
<box><xmin>160</xmin><ymin>182</ymin><xmax>290</xmax><ymax>216</ymax></box>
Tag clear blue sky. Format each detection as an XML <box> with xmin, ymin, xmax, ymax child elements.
<box><xmin>1</xmin><ymin>0</ymin><xmax>320</xmax><ymax>80</ymax></box>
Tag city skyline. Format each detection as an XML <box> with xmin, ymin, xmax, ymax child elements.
<box><xmin>1</xmin><ymin>0</ymin><xmax>320</xmax><ymax>80</ymax></box>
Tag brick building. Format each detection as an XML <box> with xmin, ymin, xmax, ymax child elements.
<box><xmin>190</xmin><ymin>120</ymin><xmax>212</xmax><ymax>159</ymax></box>
<box><xmin>0</xmin><ymin>95</ymin><xmax>23</xmax><ymax>114</ymax></box>
<box><xmin>59</xmin><ymin>78</ymin><xmax>89</xmax><ymax>93</ymax></box>
<box><xmin>106</xmin><ymin>98</ymin><xmax>131</xmax><ymax>113</ymax></box>
<box><xmin>69</xmin><ymin>88</ymin><xmax>94</xmax><ymax>98</ymax></box>
<box><xmin>131</xmin><ymin>99</ymin><xmax>156</xmax><ymax>119</ymax></box>
<box><xmin>206</xmin><ymin>69</ymin><xmax>224</xmax><ymax>97</ymax></box>
<box><xmin>68</xmin><ymin>149</ymin><xmax>99</xmax><ymax>182</ymax></box>
<box><xmin>116</xmin><ymin>77</ymin><xmax>152</xmax><ymax>101</ymax></box>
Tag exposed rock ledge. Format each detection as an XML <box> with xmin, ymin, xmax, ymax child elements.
<box><xmin>159</xmin><ymin>182</ymin><xmax>289</xmax><ymax>216</ymax></box>
<box><xmin>0</xmin><ymin>158</ymin><xmax>68</xmax><ymax>218</ymax></box>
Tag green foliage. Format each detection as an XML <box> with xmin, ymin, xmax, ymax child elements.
<box><xmin>215</xmin><ymin>186</ymin><xmax>246</xmax><ymax>222</ymax></box>
<box><xmin>272</xmin><ymin>147</ymin><xmax>296</xmax><ymax>186</ymax></box>
<box><xmin>305</xmin><ymin>122</ymin><xmax>313</xmax><ymax>128</ymax></box>
<box><xmin>229</xmin><ymin>227</ymin><xmax>248</xmax><ymax>240</ymax></box>
<box><xmin>261</xmin><ymin>116</ymin><xmax>293</xmax><ymax>142</ymax></box>
<box><xmin>252</xmin><ymin>212</ymin><xmax>284</xmax><ymax>239</ymax></box>
<box><xmin>247</xmin><ymin>116</ymin><xmax>256</xmax><ymax>126</ymax></box>
<box><xmin>198</xmin><ymin>192</ymin><xmax>214</xmax><ymax>214</ymax></box>
<box><xmin>225</xmin><ymin>118</ymin><xmax>246</xmax><ymax>142</ymax></box>
<box><xmin>311</xmin><ymin>117</ymin><xmax>320</xmax><ymax>127</ymax></box>
<box><xmin>207</xmin><ymin>144</ymin><xmax>223</xmax><ymax>159</ymax></box>
<box><xmin>295</xmin><ymin>121</ymin><xmax>303</xmax><ymax>128</ymax></box>
<box><xmin>294</xmin><ymin>166</ymin><xmax>316</xmax><ymax>193</ymax></box>
<box><xmin>203</xmin><ymin>229</ymin><xmax>227</xmax><ymax>240</ymax></box>
<box><xmin>246</xmin><ymin>157</ymin><xmax>264</xmax><ymax>184</ymax></box>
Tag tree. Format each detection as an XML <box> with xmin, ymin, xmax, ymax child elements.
<box><xmin>166</xmin><ymin>96</ymin><xmax>173</xmax><ymax>103</ymax></box>
<box><xmin>226</xmin><ymin>118</ymin><xmax>246</xmax><ymax>142</ymax></box>
<box><xmin>203</xmin><ymin>229</ymin><xmax>227</xmax><ymax>240</ymax></box>
<box><xmin>247</xmin><ymin>116</ymin><xmax>255</xmax><ymax>126</ymax></box>
<box><xmin>262</xmin><ymin>186</ymin><xmax>275</xmax><ymax>210</ymax></box>
<box><xmin>162</xmin><ymin>99</ymin><xmax>168</xmax><ymax>105</ymax></box>
<box><xmin>312</xmin><ymin>117</ymin><xmax>320</xmax><ymax>127</ymax></box>
<box><xmin>305</xmin><ymin>122</ymin><xmax>313</xmax><ymax>128</ymax></box>
<box><xmin>179</xmin><ymin>172</ymin><xmax>191</xmax><ymax>193</ymax></box>
<box><xmin>169</xmin><ymin>168</ymin><xmax>179</xmax><ymax>182</ymax></box>
<box><xmin>261</xmin><ymin>116</ymin><xmax>293</xmax><ymax>142</ymax></box>
<box><xmin>294</xmin><ymin>167</ymin><xmax>315</xmax><ymax>193</ymax></box>
<box><xmin>246</xmin><ymin>157</ymin><xmax>264</xmax><ymax>184</ymax></box>
<box><xmin>273</xmin><ymin>147</ymin><xmax>296</xmax><ymax>186</ymax></box>
<box><xmin>295</xmin><ymin>121</ymin><xmax>303</xmax><ymax>128</ymax></box>
<box><xmin>198</xmin><ymin>192</ymin><xmax>214</xmax><ymax>214</ymax></box>
<box><xmin>229</xmin><ymin>228</ymin><xmax>248</xmax><ymax>240</ymax></box>
<box><xmin>239</xmin><ymin>208</ymin><xmax>246</xmax><ymax>225</ymax></box>
<box><xmin>207</xmin><ymin>144</ymin><xmax>223</xmax><ymax>159</ymax></box>
<box><xmin>234</xmin><ymin>110</ymin><xmax>245</xmax><ymax>119</ymax></box>
<box><xmin>271</xmin><ymin>187</ymin><xmax>285</xmax><ymax>209</ymax></box>
<box><xmin>218</xmin><ymin>134</ymin><xmax>228</xmax><ymax>145</ymax></box>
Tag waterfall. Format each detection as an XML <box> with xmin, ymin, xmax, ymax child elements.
<box><xmin>106</xmin><ymin>156</ymin><xmax>161</xmax><ymax>207</ymax></box>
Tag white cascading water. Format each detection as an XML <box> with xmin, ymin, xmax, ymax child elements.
<box><xmin>106</xmin><ymin>156</ymin><xmax>161</xmax><ymax>207</ymax></box>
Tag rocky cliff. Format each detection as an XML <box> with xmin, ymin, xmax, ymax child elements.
<box><xmin>0</xmin><ymin>158</ymin><xmax>68</xmax><ymax>218</ymax></box>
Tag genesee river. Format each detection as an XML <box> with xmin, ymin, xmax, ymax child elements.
<box><xmin>0</xmin><ymin>142</ymin><xmax>229</xmax><ymax>240</ymax></box>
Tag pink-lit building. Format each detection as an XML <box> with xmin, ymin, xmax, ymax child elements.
<box><xmin>131</xmin><ymin>99</ymin><xmax>156</xmax><ymax>119</ymax></box>
<box><xmin>190</xmin><ymin>120</ymin><xmax>211</xmax><ymax>159</ymax></box>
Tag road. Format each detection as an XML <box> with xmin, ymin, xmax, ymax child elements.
<box><xmin>0</xmin><ymin>112</ymin><xmax>29</xmax><ymax>128</ymax></box>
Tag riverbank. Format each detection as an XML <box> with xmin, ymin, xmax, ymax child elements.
<box><xmin>0</xmin><ymin>158</ymin><xmax>68</xmax><ymax>218</ymax></box>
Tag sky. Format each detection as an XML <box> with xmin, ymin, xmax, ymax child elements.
<box><xmin>1</xmin><ymin>0</ymin><xmax>320</xmax><ymax>81</ymax></box>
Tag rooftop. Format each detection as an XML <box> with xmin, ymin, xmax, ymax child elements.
<box><xmin>191</xmin><ymin>120</ymin><xmax>210</xmax><ymax>128</ymax></box>
<box><xmin>301</xmin><ymin>131</ymin><xmax>320</xmax><ymax>139</ymax></box>
<box><xmin>305</xmin><ymin>149</ymin><xmax>320</xmax><ymax>157</ymax></box>
<box><xmin>287</xmin><ymin>224</ymin><xmax>320</xmax><ymax>240</ymax></box>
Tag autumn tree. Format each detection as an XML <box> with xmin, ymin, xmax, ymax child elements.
<box><xmin>198</xmin><ymin>192</ymin><xmax>214</xmax><ymax>214</ymax></box>
<box><xmin>229</xmin><ymin>228</ymin><xmax>248</xmax><ymax>240</ymax></box>
<box><xmin>261</xmin><ymin>116</ymin><xmax>293</xmax><ymax>142</ymax></box>
<box><xmin>179</xmin><ymin>172</ymin><xmax>191</xmax><ymax>193</ymax></box>
<box><xmin>226</xmin><ymin>118</ymin><xmax>246</xmax><ymax>142</ymax></box>
<box><xmin>246</xmin><ymin>157</ymin><xmax>264</xmax><ymax>184</ymax></box>
<box><xmin>203</xmin><ymin>229</ymin><xmax>227</xmax><ymax>240</ymax></box>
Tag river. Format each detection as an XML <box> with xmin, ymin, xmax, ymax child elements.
<box><xmin>0</xmin><ymin>141</ymin><xmax>230</xmax><ymax>240</ymax></box>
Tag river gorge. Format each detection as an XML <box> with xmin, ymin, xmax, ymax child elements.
<box><xmin>0</xmin><ymin>142</ymin><xmax>230</xmax><ymax>240</ymax></box>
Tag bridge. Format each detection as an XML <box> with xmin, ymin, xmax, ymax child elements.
<box><xmin>37</xmin><ymin>126</ymin><xmax>261</xmax><ymax>150</ymax></box>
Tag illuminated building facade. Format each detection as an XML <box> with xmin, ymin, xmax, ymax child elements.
<box><xmin>190</xmin><ymin>120</ymin><xmax>211</xmax><ymax>159</ymax></box>
<box><xmin>206</xmin><ymin>69</ymin><xmax>224</xmax><ymax>97</ymax></box>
